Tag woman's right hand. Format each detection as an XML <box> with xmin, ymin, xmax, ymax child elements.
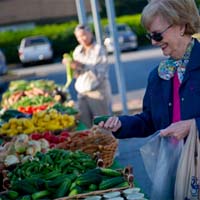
<box><xmin>98</xmin><ymin>116</ymin><xmax>122</xmax><ymax>132</ymax></box>
<box><xmin>62</xmin><ymin>57</ymin><xmax>71</xmax><ymax>65</ymax></box>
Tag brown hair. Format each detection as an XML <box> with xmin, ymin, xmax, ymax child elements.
<box><xmin>141</xmin><ymin>0</ymin><xmax>200</xmax><ymax>35</ymax></box>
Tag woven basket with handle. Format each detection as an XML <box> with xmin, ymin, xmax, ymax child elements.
<box><xmin>56</xmin><ymin>127</ymin><xmax>118</xmax><ymax>167</ymax></box>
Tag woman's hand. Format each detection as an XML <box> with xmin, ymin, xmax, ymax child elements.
<box><xmin>62</xmin><ymin>58</ymin><xmax>82</xmax><ymax>70</ymax></box>
<box><xmin>72</xmin><ymin>61</ymin><xmax>83</xmax><ymax>70</ymax></box>
<box><xmin>160</xmin><ymin>119</ymin><xmax>193</xmax><ymax>140</ymax></box>
<box><xmin>98</xmin><ymin>116</ymin><xmax>122</xmax><ymax>132</ymax></box>
<box><xmin>62</xmin><ymin>57</ymin><xmax>71</xmax><ymax>65</ymax></box>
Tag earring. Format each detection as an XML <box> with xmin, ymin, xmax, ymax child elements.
<box><xmin>180</xmin><ymin>32</ymin><xmax>184</xmax><ymax>36</ymax></box>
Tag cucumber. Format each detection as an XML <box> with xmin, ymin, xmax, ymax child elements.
<box><xmin>11</xmin><ymin>179</ymin><xmax>38</xmax><ymax>194</ymax></box>
<box><xmin>45</xmin><ymin>174</ymin><xmax>69</xmax><ymax>188</ymax></box>
<box><xmin>42</xmin><ymin>170</ymin><xmax>62</xmax><ymax>180</ymax></box>
<box><xmin>99</xmin><ymin>176</ymin><xmax>125</xmax><ymax>190</ymax></box>
<box><xmin>99</xmin><ymin>168</ymin><xmax>121</xmax><ymax>177</ymax></box>
<box><xmin>88</xmin><ymin>184</ymin><xmax>98</xmax><ymax>191</ymax></box>
<box><xmin>82</xmin><ymin>161</ymin><xmax>96</xmax><ymax>169</ymax></box>
<box><xmin>19</xmin><ymin>195</ymin><xmax>32</xmax><ymax>200</ymax></box>
<box><xmin>54</xmin><ymin>177</ymin><xmax>72</xmax><ymax>198</ymax></box>
<box><xmin>68</xmin><ymin>186</ymin><xmax>82</xmax><ymax>197</ymax></box>
<box><xmin>93</xmin><ymin>115</ymin><xmax>110</xmax><ymax>125</ymax></box>
<box><xmin>114</xmin><ymin>181</ymin><xmax>129</xmax><ymax>188</ymax></box>
<box><xmin>0</xmin><ymin>190</ymin><xmax>19</xmax><ymax>200</ymax></box>
<box><xmin>76</xmin><ymin>174</ymin><xmax>102</xmax><ymax>186</ymax></box>
<box><xmin>32</xmin><ymin>190</ymin><xmax>49</xmax><ymax>200</ymax></box>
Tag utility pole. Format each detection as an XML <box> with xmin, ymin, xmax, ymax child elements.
<box><xmin>75</xmin><ymin>0</ymin><xmax>87</xmax><ymax>24</ymax></box>
<box><xmin>90</xmin><ymin>0</ymin><xmax>103</xmax><ymax>45</ymax></box>
<box><xmin>105</xmin><ymin>0</ymin><xmax>128</xmax><ymax>114</ymax></box>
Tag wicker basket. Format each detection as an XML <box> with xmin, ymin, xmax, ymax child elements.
<box><xmin>56</xmin><ymin>127</ymin><xmax>118</xmax><ymax>167</ymax></box>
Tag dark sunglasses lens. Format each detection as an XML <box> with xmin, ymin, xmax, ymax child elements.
<box><xmin>152</xmin><ymin>33</ymin><xmax>163</xmax><ymax>42</ymax></box>
<box><xmin>146</xmin><ymin>33</ymin><xmax>163</xmax><ymax>42</ymax></box>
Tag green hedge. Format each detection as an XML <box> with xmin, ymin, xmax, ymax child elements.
<box><xmin>0</xmin><ymin>14</ymin><xmax>148</xmax><ymax>64</ymax></box>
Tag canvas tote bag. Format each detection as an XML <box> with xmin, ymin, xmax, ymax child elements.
<box><xmin>75</xmin><ymin>71</ymin><xmax>99</xmax><ymax>94</ymax></box>
<box><xmin>174</xmin><ymin>120</ymin><xmax>200</xmax><ymax>200</ymax></box>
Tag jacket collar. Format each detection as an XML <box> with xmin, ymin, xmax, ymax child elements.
<box><xmin>182</xmin><ymin>39</ymin><xmax>200</xmax><ymax>84</ymax></box>
<box><xmin>187</xmin><ymin>39</ymin><xmax>200</xmax><ymax>70</ymax></box>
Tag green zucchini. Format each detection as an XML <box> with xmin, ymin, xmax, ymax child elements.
<box><xmin>18</xmin><ymin>195</ymin><xmax>32</xmax><ymax>200</ymax></box>
<box><xmin>99</xmin><ymin>176</ymin><xmax>125</xmax><ymax>190</ymax></box>
<box><xmin>88</xmin><ymin>184</ymin><xmax>98</xmax><ymax>191</ymax></box>
<box><xmin>69</xmin><ymin>181</ymin><xmax>77</xmax><ymax>191</ymax></box>
<box><xmin>11</xmin><ymin>179</ymin><xmax>38</xmax><ymax>194</ymax></box>
<box><xmin>42</xmin><ymin>170</ymin><xmax>62</xmax><ymax>180</ymax></box>
<box><xmin>6</xmin><ymin>190</ymin><xmax>19</xmax><ymax>199</ymax></box>
<box><xmin>76</xmin><ymin>174</ymin><xmax>102</xmax><ymax>186</ymax></box>
<box><xmin>45</xmin><ymin>174</ymin><xmax>68</xmax><ymax>188</ymax></box>
<box><xmin>82</xmin><ymin>161</ymin><xmax>96</xmax><ymax>169</ymax></box>
<box><xmin>99</xmin><ymin>168</ymin><xmax>121</xmax><ymax>177</ymax></box>
<box><xmin>114</xmin><ymin>181</ymin><xmax>129</xmax><ymax>188</ymax></box>
<box><xmin>68</xmin><ymin>186</ymin><xmax>82</xmax><ymax>197</ymax></box>
<box><xmin>54</xmin><ymin>177</ymin><xmax>72</xmax><ymax>198</ymax></box>
<box><xmin>93</xmin><ymin>115</ymin><xmax>110</xmax><ymax>125</ymax></box>
<box><xmin>32</xmin><ymin>190</ymin><xmax>49</xmax><ymax>200</ymax></box>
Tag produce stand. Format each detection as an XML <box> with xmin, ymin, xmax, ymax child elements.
<box><xmin>0</xmin><ymin>79</ymin><xmax>146</xmax><ymax>200</ymax></box>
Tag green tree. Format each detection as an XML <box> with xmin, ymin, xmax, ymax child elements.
<box><xmin>195</xmin><ymin>0</ymin><xmax>200</xmax><ymax>9</ymax></box>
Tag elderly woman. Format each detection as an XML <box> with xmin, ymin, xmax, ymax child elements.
<box><xmin>99</xmin><ymin>0</ymin><xmax>200</xmax><ymax>141</ymax></box>
<box><xmin>62</xmin><ymin>24</ymin><xmax>111</xmax><ymax>128</ymax></box>
<box><xmin>98</xmin><ymin>0</ymin><xmax>200</xmax><ymax>199</ymax></box>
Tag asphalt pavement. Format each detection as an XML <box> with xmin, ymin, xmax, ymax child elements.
<box><xmin>111</xmin><ymin>88</ymin><xmax>152</xmax><ymax>198</ymax></box>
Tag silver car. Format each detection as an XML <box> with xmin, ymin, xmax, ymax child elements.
<box><xmin>103</xmin><ymin>24</ymin><xmax>138</xmax><ymax>53</ymax></box>
<box><xmin>0</xmin><ymin>49</ymin><xmax>7</xmax><ymax>75</ymax></box>
<box><xmin>18</xmin><ymin>36</ymin><xmax>53</xmax><ymax>65</ymax></box>
<box><xmin>0</xmin><ymin>49</ymin><xmax>8</xmax><ymax>98</ymax></box>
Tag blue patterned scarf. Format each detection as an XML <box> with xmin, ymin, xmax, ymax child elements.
<box><xmin>158</xmin><ymin>39</ymin><xmax>194</xmax><ymax>82</ymax></box>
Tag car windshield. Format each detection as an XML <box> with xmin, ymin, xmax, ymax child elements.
<box><xmin>105</xmin><ymin>24</ymin><xmax>130</xmax><ymax>35</ymax></box>
<box><xmin>117</xmin><ymin>25</ymin><xmax>130</xmax><ymax>32</ymax></box>
<box><xmin>24</xmin><ymin>37</ymin><xmax>48</xmax><ymax>47</ymax></box>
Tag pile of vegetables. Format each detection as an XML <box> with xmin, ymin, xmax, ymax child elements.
<box><xmin>0</xmin><ymin>109</ymin><xmax>76</xmax><ymax>137</ymax></box>
<box><xmin>17</xmin><ymin>104</ymin><xmax>50</xmax><ymax>115</ymax></box>
<box><xmin>0</xmin><ymin>78</ymin><xmax>134</xmax><ymax>200</ymax></box>
<box><xmin>0</xmin><ymin>130</ymin><xmax>93</xmax><ymax>174</ymax></box>
<box><xmin>0</xmin><ymin>109</ymin><xmax>30</xmax><ymax>124</ymax></box>
<box><xmin>30</xmin><ymin>130</ymin><xmax>71</xmax><ymax>148</ymax></box>
<box><xmin>1</xmin><ymin>80</ymin><xmax>70</xmax><ymax>109</ymax></box>
<box><xmin>17</xmin><ymin>102</ymin><xmax>78</xmax><ymax>115</ymax></box>
<box><xmin>0</xmin><ymin>149</ymin><xmax>132</xmax><ymax>200</ymax></box>
<box><xmin>0</xmin><ymin>134</ymin><xmax>50</xmax><ymax>168</ymax></box>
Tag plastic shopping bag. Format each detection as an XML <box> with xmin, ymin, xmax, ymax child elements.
<box><xmin>174</xmin><ymin>120</ymin><xmax>200</xmax><ymax>200</ymax></box>
<box><xmin>140</xmin><ymin>131</ymin><xmax>183</xmax><ymax>200</ymax></box>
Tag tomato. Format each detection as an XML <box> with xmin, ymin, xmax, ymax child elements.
<box><xmin>31</xmin><ymin>133</ymin><xmax>42</xmax><ymax>140</ymax></box>
<box><xmin>43</xmin><ymin>131</ymin><xmax>53</xmax><ymax>141</ymax></box>
<box><xmin>58</xmin><ymin>136</ymin><xmax>67</xmax><ymax>143</ymax></box>
<box><xmin>60</xmin><ymin>131</ymin><xmax>70</xmax><ymax>137</ymax></box>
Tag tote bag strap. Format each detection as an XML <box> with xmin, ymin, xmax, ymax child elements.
<box><xmin>174</xmin><ymin>119</ymin><xmax>200</xmax><ymax>200</ymax></box>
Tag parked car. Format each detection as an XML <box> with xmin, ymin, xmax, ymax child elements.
<box><xmin>18</xmin><ymin>35</ymin><xmax>53</xmax><ymax>65</ymax></box>
<box><xmin>0</xmin><ymin>49</ymin><xmax>9</xmax><ymax>99</ymax></box>
<box><xmin>103</xmin><ymin>24</ymin><xmax>138</xmax><ymax>53</ymax></box>
<box><xmin>0</xmin><ymin>49</ymin><xmax>7</xmax><ymax>75</ymax></box>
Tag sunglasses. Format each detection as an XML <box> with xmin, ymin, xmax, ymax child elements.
<box><xmin>146</xmin><ymin>25</ymin><xmax>173</xmax><ymax>42</ymax></box>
